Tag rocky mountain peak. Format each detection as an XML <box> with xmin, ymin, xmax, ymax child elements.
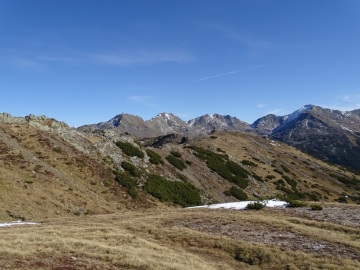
<box><xmin>251</xmin><ymin>114</ymin><xmax>286</xmax><ymax>135</ymax></box>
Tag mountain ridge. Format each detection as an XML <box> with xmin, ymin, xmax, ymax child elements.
<box><xmin>3</xmin><ymin>104</ymin><xmax>360</xmax><ymax>171</ymax></box>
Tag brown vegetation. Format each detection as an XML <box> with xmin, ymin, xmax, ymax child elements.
<box><xmin>0</xmin><ymin>204</ymin><xmax>359</xmax><ymax>269</ymax></box>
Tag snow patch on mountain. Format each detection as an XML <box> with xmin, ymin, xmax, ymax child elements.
<box><xmin>188</xmin><ymin>199</ymin><xmax>288</xmax><ymax>210</ymax></box>
<box><xmin>284</xmin><ymin>105</ymin><xmax>313</xmax><ymax>124</ymax></box>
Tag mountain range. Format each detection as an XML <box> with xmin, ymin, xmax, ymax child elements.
<box><xmin>79</xmin><ymin>105</ymin><xmax>360</xmax><ymax>171</ymax></box>
<box><xmin>1</xmin><ymin>106</ymin><xmax>360</xmax><ymax>269</ymax></box>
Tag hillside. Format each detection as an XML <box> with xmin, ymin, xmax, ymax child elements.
<box><xmin>1</xmin><ymin>113</ymin><xmax>360</xmax><ymax>222</ymax></box>
<box><xmin>78</xmin><ymin>105</ymin><xmax>360</xmax><ymax>172</ymax></box>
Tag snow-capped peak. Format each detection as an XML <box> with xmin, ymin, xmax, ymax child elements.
<box><xmin>284</xmin><ymin>105</ymin><xmax>313</xmax><ymax>123</ymax></box>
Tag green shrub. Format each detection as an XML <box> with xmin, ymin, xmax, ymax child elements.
<box><xmin>144</xmin><ymin>174</ymin><xmax>201</xmax><ymax>207</ymax></box>
<box><xmin>311</xmin><ymin>204</ymin><xmax>323</xmax><ymax>211</ymax></box>
<box><xmin>114</xmin><ymin>171</ymin><xmax>138</xmax><ymax>198</ymax></box>
<box><xmin>276</xmin><ymin>185</ymin><xmax>306</xmax><ymax>200</ymax></box>
<box><xmin>127</xmin><ymin>187</ymin><xmax>138</xmax><ymax>199</ymax></box>
<box><xmin>114</xmin><ymin>171</ymin><xmax>137</xmax><ymax>189</ymax></box>
<box><xmin>287</xmin><ymin>200</ymin><xmax>307</xmax><ymax>208</ymax></box>
<box><xmin>115</xmin><ymin>141</ymin><xmax>144</xmax><ymax>158</ymax></box>
<box><xmin>266</xmin><ymin>174</ymin><xmax>276</xmax><ymax>180</ymax></box>
<box><xmin>246</xmin><ymin>201</ymin><xmax>266</xmax><ymax>210</ymax></box>
<box><xmin>224</xmin><ymin>186</ymin><xmax>248</xmax><ymax>201</ymax></box>
<box><xmin>190</xmin><ymin>146</ymin><xmax>250</xmax><ymax>188</ymax></box>
<box><xmin>165</xmin><ymin>155</ymin><xmax>187</xmax><ymax>171</ymax></box>
<box><xmin>252</xmin><ymin>173</ymin><xmax>264</xmax><ymax>182</ymax></box>
<box><xmin>337</xmin><ymin>196</ymin><xmax>348</xmax><ymax>203</ymax></box>
<box><xmin>282</xmin><ymin>175</ymin><xmax>297</xmax><ymax>188</ymax></box>
<box><xmin>185</xmin><ymin>160</ymin><xmax>192</xmax><ymax>165</ymax></box>
<box><xmin>281</xmin><ymin>165</ymin><xmax>290</xmax><ymax>173</ymax></box>
<box><xmin>121</xmin><ymin>161</ymin><xmax>141</xmax><ymax>177</ymax></box>
<box><xmin>274</xmin><ymin>179</ymin><xmax>285</xmax><ymax>186</ymax></box>
<box><xmin>146</xmin><ymin>149</ymin><xmax>163</xmax><ymax>165</ymax></box>
<box><xmin>274</xmin><ymin>169</ymin><xmax>283</xmax><ymax>175</ymax></box>
<box><xmin>170</xmin><ymin>151</ymin><xmax>182</xmax><ymax>158</ymax></box>
<box><xmin>241</xmin><ymin>160</ymin><xmax>258</xmax><ymax>167</ymax></box>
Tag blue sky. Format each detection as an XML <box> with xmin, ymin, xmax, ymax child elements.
<box><xmin>1</xmin><ymin>0</ymin><xmax>360</xmax><ymax>126</ymax></box>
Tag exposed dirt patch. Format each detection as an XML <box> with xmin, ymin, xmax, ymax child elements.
<box><xmin>282</xmin><ymin>205</ymin><xmax>360</xmax><ymax>228</ymax></box>
<box><xmin>171</xmin><ymin>206</ymin><xmax>360</xmax><ymax>261</ymax></box>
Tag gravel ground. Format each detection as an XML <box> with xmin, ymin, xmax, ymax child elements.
<box><xmin>172</xmin><ymin>204</ymin><xmax>360</xmax><ymax>260</ymax></box>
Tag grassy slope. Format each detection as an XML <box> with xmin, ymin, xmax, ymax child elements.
<box><xmin>0</xmin><ymin>123</ymin><xmax>153</xmax><ymax>221</ymax></box>
<box><xmin>186</xmin><ymin>132</ymin><xmax>360</xmax><ymax>202</ymax></box>
<box><xmin>0</xmin><ymin>205</ymin><xmax>359</xmax><ymax>269</ymax></box>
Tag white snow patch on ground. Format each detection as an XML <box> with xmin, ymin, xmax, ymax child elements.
<box><xmin>0</xmin><ymin>221</ymin><xmax>38</xmax><ymax>228</ymax></box>
<box><xmin>188</xmin><ymin>199</ymin><xmax>288</xmax><ymax>210</ymax></box>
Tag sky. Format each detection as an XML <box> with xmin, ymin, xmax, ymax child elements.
<box><xmin>1</xmin><ymin>0</ymin><xmax>360</xmax><ymax>127</ymax></box>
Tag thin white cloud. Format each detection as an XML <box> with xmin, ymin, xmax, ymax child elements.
<box><xmin>10</xmin><ymin>58</ymin><xmax>40</xmax><ymax>69</ymax></box>
<box><xmin>342</xmin><ymin>94</ymin><xmax>360</xmax><ymax>103</ymax></box>
<box><xmin>128</xmin><ymin>95</ymin><xmax>160</xmax><ymax>111</ymax></box>
<box><xmin>128</xmin><ymin>95</ymin><xmax>151</xmax><ymax>103</ymax></box>
<box><xmin>7</xmin><ymin>49</ymin><xmax>195</xmax><ymax>69</ymax></box>
<box><xmin>267</xmin><ymin>108</ymin><xmax>284</xmax><ymax>115</ymax></box>
<box><xmin>319</xmin><ymin>104</ymin><xmax>360</xmax><ymax>112</ymax></box>
<box><xmin>256</xmin><ymin>104</ymin><xmax>266</xmax><ymax>108</ymax></box>
<box><xmin>195</xmin><ymin>64</ymin><xmax>266</xmax><ymax>82</ymax></box>
<box><xmin>91</xmin><ymin>50</ymin><xmax>196</xmax><ymax>66</ymax></box>
<box><xmin>36</xmin><ymin>55</ymin><xmax>80</xmax><ymax>65</ymax></box>
<box><xmin>200</xmin><ymin>22</ymin><xmax>271</xmax><ymax>49</ymax></box>
<box><xmin>319</xmin><ymin>93</ymin><xmax>360</xmax><ymax>112</ymax></box>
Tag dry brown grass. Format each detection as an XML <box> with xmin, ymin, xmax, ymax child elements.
<box><xmin>1</xmin><ymin>204</ymin><xmax>359</xmax><ymax>269</ymax></box>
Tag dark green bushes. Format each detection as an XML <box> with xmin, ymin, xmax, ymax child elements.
<box><xmin>252</xmin><ymin>173</ymin><xmax>264</xmax><ymax>182</ymax></box>
<box><xmin>246</xmin><ymin>201</ymin><xmax>266</xmax><ymax>210</ymax></box>
<box><xmin>121</xmin><ymin>161</ymin><xmax>141</xmax><ymax>177</ymax></box>
<box><xmin>311</xmin><ymin>204</ymin><xmax>323</xmax><ymax>211</ymax></box>
<box><xmin>281</xmin><ymin>165</ymin><xmax>291</xmax><ymax>173</ymax></box>
<box><xmin>241</xmin><ymin>160</ymin><xmax>258</xmax><ymax>167</ymax></box>
<box><xmin>282</xmin><ymin>175</ymin><xmax>297</xmax><ymax>188</ymax></box>
<box><xmin>144</xmin><ymin>174</ymin><xmax>201</xmax><ymax>207</ymax></box>
<box><xmin>190</xmin><ymin>146</ymin><xmax>250</xmax><ymax>188</ymax></box>
<box><xmin>114</xmin><ymin>171</ymin><xmax>138</xmax><ymax>198</ymax></box>
<box><xmin>286</xmin><ymin>200</ymin><xmax>307</xmax><ymax>208</ymax></box>
<box><xmin>224</xmin><ymin>186</ymin><xmax>248</xmax><ymax>201</ymax></box>
<box><xmin>146</xmin><ymin>149</ymin><xmax>164</xmax><ymax>165</ymax></box>
<box><xmin>170</xmin><ymin>151</ymin><xmax>181</xmax><ymax>158</ymax></box>
<box><xmin>337</xmin><ymin>175</ymin><xmax>360</xmax><ymax>188</ymax></box>
<box><xmin>166</xmin><ymin>155</ymin><xmax>187</xmax><ymax>171</ymax></box>
<box><xmin>115</xmin><ymin>141</ymin><xmax>144</xmax><ymax>158</ymax></box>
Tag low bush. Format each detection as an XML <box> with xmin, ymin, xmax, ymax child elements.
<box><xmin>144</xmin><ymin>174</ymin><xmax>201</xmax><ymax>207</ymax></box>
<box><xmin>185</xmin><ymin>160</ymin><xmax>192</xmax><ymax>165</ymax></box>
<box><xmin>337</xmin><ymin>196</ymin><xmax>348</xmax><ymax>203</ymax></box>
<box><xmin>252</xmin><ymin>173</ymin><xmax>264</xmax><ymax>182</ymax></box>
<box><xmin>121</xmin><ymin>161</ymin><xmax>141</xmax><ymax>177</ymax></box>
<box><xmin>114</xmin><ymin>171</ymin><xmax>138</xmax><ymax>198</ymax></box>
<box><xmin>281</xmin><ymin>165</ymin><xmax>291</xmax><ymax>173</ymax></box>
<box><xmin>311</xmin><ymin>204</ymin><xmax>323</xmax><ymax>211</ymax></box>
<box><xmin>241</xmin><ymin>160</ymin><xmax>258</xmax><ymax>167</ymax></box>
<box><xmin>246</xmin><ymin>201</ymin><xmax>266</xmax><ymax>210</ymax></box>
<box><xmin>115</xmin><ymin>141</ymin><xmax>144</xmax><ymax>159</ymax></box>
<box><xmin>146</xmin><ymin>149</ymin><xmax>163</xmax><ymax>165</ymax></box>
<box><xmin>190</xmin><ymin>146</ymin><xmax>250</xmax><ymax>188</ymax></box>
<box><xmin>282</xmin><ymin>175</ymin><xmax>297</xmax><ymax>188</ymax></box>
<box><xmin>165</xmin><ymin>155</ymin><xmax>187</xmax><ymax>171</ymax></box>
<box><xmin>287</xmin><ymin>200</ymin><xmax>308</xmax><ymax>208</ymax></box>
<box><xmin>170</xmin><ymin>151</ymin><xmax>182</xmax><ymax>158</ymax></box>
<box><xmin>224</xmin><ymin>186</ymin><xmax>248</xmax><ymax>201</ymax></box>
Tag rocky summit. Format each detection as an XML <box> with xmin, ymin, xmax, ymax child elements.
<box><xmin>77</xmin><ymin>105</ymin><xmax>360</xmax><ymax>172</ymax></box>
